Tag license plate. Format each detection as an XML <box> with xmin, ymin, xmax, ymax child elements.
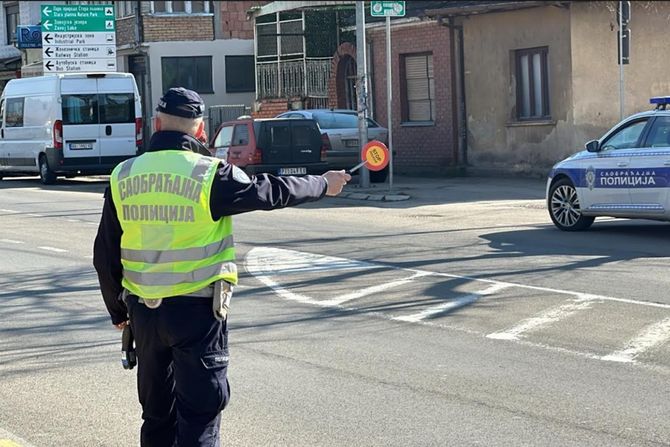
<box><xmin>278</xmin><ymin>167</ymin><xmax>307</xmax><ymax>175</ymax></box>
<box><xmin>344</xmin><ymin>139</ymin><xmax>359</xmax><ymax>148</ymax></box>
<box><xmin>69</xmin><ymin>142</ymin><xmax>93</xmax><ymax>150</ymax></box>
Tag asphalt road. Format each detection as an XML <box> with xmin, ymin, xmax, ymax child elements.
<box><xmin>0</xmin><ymin>175</ymin><xmax>668</xmax><ymax>447</ymax></box>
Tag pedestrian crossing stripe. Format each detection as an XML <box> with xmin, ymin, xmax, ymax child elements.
<box><xmin>245</xmin><ymin>247</ymin><xmax>670</xmax><ymax>368</ymax></box>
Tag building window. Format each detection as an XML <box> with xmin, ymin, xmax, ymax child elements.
<box><xmin>190</xmin><ymin>1</ymin><xmax>208</xmax><ymax>13</ymax></box>
<box><xmin>116</xmin><ymin>1</ymin><xmax>135</xmax><ymax>18</ymax></box>
<box><xmin>225</xmin><ymin>56</ymin><xmax>255</xmax><ymax>93</ymax></box>
<box><xmin>5</xmin><ymin>3</ymin><xmax>19</xmax><ymax>45</ymax></box>
<box><xmin>161</xmin><ymin>56</ymin><xmax>213</xmax><ymax>94</ymax></box>
<box><xmin>151</xmin><ymin>1</ymin><xmax>211</xmax><ymax>14</ymax></box>
<box><xmin>152</xmin><ymin>1</ymin><xmax>166</xmax><ymax>12</ymax></box>
<box><xmin>401</xmin><ymin>53</ymin><xmax>435</xmax><ymax>123</ymax></box>
<box><xmin>515</xmin><ymin>47</ymin><xmax>550</xmax><ymax>121</ymax></box>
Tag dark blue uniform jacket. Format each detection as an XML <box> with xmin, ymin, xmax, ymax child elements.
<box><xmin>94</xmin><ymin>130</ymin><xmax>327</xmax><ymax>324</ymax></box>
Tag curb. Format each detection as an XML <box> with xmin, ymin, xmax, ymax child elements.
<box><xmin>338</xmin><ymin>190</ymin><xmax>411</xmax><ymax>202</ymax></box>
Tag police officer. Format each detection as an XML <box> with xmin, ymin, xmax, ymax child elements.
<box><xmin>93</xmin><ymin>87</ymin><xmax>350</xmax><ymax>447</ymax></box>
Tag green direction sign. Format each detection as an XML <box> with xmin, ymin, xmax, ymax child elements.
<box><xmin>370</xmin><ymin>1</ymin><xmax>406</xmax><ymax>17</ymax></box>
<box><xmin>41</xmin><ymin>4</ymin><xmax>115</xmax><ymax>32</ymax></box>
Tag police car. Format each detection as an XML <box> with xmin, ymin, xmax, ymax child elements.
<box><xmin>547</xmin><ymin>96</ymin><xmax>670</xmax><ymax>231</ymax></box>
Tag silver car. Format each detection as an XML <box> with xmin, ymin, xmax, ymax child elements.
<box><xmin>276</xmin><ymin>109</ymin><xmax>389</xmax><ymax>181</ymax></box>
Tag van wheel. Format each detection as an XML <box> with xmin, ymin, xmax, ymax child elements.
<box><xmin>39</xmin><ymin>155</ymin><xmax>57</xmax><ymax>185</ymax></box>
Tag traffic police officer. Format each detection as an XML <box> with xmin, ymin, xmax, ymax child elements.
<box><xmin>93</xmin><ymin>87</ymin><xmax>350</xmax><ymax>447</ymax></box>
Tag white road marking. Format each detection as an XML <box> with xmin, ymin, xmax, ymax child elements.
<box><xmin>25</xmin><ymin>214</ymin><xmax>43</xmax><ymax>217</ymax></box>
<box><xmin>253</xmin><ymin>273</ymin><xmax>321</xmax><ymax>306</ymax></box>
<box><xmin>321</xmin><ymin>271</ymin><xmax>433</xmax><ymax>306</ymax></box>
<box><xmin>245</xmin><ymin>247</ymin><xmax>670</xmax><ymax>368</ymax></box>
<box><xmin>0</xmin><ymin>209</ymin><xmax>18</xmax><ymax>213</ymax></box>
<box><xmin>395</xmin><ymin>283</ymin><xmax>510</xmax><ymax>323</ymax></box>
<box><xmin>0</xmin><ymin>239</ymin><xmax>24</xmax><ymax>244</ymax></box>
<box><xmin>37</xmin><ymin>246</ymin><xmax>68</xmax><ymax>253</ymax></box>
<box><xmin>246</xmin><ymin>247</ymin><xmax>670</xmax><ymax>310</ymax></box>
<box><xmin>245</xmin><ymin>249</ymin><xmax>372</xmax><ymax>275</ymax></box>
<box><xmin>486</xmin><ymin>295</ymin><xmax>598</xmax><ymax>341</ymax></box>
<box><xmin>601</xmin><ymin>317</ymin><xmax>670</xmax><ymax>363</ymax></box>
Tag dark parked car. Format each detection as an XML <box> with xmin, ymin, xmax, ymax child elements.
<box><xmin>275</xmin><ymin>109</ymin><xmax>389</xmax><ymax>182</ymax></box>
<box><xmin>209</xmin><ymin>117</ymin><xmax>328</xmax><ymax>176</ymax></box>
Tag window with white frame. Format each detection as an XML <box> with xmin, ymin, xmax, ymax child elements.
<box><xmin>115</xmin><ymin>1</ymin><xmax>135</xmax><ymax>18</ymax></box>
<box><xmin>515</xmin><ymin>46</ymin><xmax>550</xmax><ymax>121</ymax></box>
<box><xmin>5</xmin><ymin>3</ymin><xmax>18</xmax><ymax>45</ymax></box>
<box><xmin>150</xmin><ymin>1</ymin><xmax>211</xmax><ymax>14</ymax></box>
<box><xmin>401</xmin><ymin>53</ymin><xmax>435</xmax><ymax>123</ymax></box>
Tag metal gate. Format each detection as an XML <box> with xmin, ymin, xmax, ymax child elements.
<box><xmin>207</xmin><ymin>105</ymin><xmax>251</xmax><ymax>135</ymax></box>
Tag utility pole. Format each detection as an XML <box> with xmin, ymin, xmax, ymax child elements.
<box><xmin>618</xmin><ymin>1</ymin><xmax>631</xmax><ymax>120</ymax></box>
<box><xmin>355</xmin><ymin>0</ymin><xmax>370</xmax><ymax>187</ymax></box>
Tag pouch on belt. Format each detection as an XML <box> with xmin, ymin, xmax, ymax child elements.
<box><xmin>213</xmin><ymin>280</ymin><xmax>233</xmax><ymax>321</ymax></box>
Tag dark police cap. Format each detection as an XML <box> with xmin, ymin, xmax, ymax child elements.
<box><xmin>156</xmin><ymin>87</ymin><xmax>204</xmax><ymax>118</ymax></box>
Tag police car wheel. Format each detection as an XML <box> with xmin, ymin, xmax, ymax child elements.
<box><xmin>548</xmin><ymin>178</ymin><xmax>594</xmax><ymax>231</ymax></box>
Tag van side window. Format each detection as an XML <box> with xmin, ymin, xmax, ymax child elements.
<box><xmin>232</xmin><ymin>124</ymin><xmax>249</xmax><ymax>146</ymax></box>
<box><xmin>100</xmin><ymin>93</ymin><xmax>134</xmax><ymax>124</ymax></box>
<box><xmin>24</xmin><ymin>96</ymin><xmax>52</xmax><ymax>127</ymax></box>
<box><xmin>62</xmin><ymin>94</ymin><xmax>98</xmax><ymax>125</ymax></box>
<box><xmin>5</xmin><ymin>97</ymin><xmax>24</xmax><ymax>128</ymax></box>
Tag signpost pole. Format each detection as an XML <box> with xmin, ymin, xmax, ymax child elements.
<box><xmin>356</xmin><ymin>0</ymin><xmax>370</xmax><ymax>188</ymax></box>
<box><xmin>370</xmin><ymin>1</ymin><xmax>404</xmax><ymax>190</ymax></box>
<box><xmin>618</xmin><ymin>0</ymin><xmax>624</xmax><ymax>120</ymax></box>
<box><xmin>386</xmin><ymin>15</ymin><xmax>393</xmax><ymax>192</ymax></box>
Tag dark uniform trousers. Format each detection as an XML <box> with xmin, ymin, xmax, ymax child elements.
<box><xmin>126</xmin><ymin>294</ymin><xmax>230</xmax><ymax>447</ymax></box>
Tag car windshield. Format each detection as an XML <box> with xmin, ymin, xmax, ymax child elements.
<box><xmin>313</xmin><ymin>112</ymin><xmax>380</xmax><ymax>129</ymax></box>
<box><xmin>313</xmin><ymin>112</ymin><xmax>358</xmax><ymax>129</ymax></box>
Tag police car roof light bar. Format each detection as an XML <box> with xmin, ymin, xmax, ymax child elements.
<box><xmin>650</xmin><ymin>96</ymin><xmax>670</xmax><ymax>110</ymax></box>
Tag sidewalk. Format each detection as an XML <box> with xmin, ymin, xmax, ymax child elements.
<box><xmin>339</xmin><ymin>174</ymin><xmax>547</xmax><ymax>204</ymax></box>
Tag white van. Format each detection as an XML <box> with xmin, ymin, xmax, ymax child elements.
<box><xmin>0</xmin><ymin>72</ymin><xmax>142</xmax><ymax>184</ymax></box>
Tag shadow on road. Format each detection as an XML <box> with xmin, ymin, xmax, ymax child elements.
<box><xmin>0</xmin><ymin>267</ymin><xmax>118</xmax><ymax>379</ymax></box>
<box><xmin>0</xmin><ymin>176</ymin><xmax>109</xmax><ymax>194</ymax></box>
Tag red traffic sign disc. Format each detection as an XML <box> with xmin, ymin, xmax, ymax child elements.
<box><xmin>360</xmin><ymin>141</ymin><xmax>390</xmax><ymax>171</ymax></box>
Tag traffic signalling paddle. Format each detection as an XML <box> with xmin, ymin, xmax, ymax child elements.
<box><xmin>348</xmin><ymin>140</ymin><xmax>390</xmax><ymax>173</ymax></box>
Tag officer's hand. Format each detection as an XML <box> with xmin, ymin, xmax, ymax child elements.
<box><xmin>322</xmin><ymin>170</ymin><xmax>351</xmax><ymax>196</ymax></box>
<box><xmin>115</xmin><ymin>320</ymin><xmax>129</xmax><ymax>331</ymax></box>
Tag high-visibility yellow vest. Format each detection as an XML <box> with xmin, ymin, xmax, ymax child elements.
<box><xmin>110</xmin><ymin>150</ymin><xmax>237</xmax><ymax>299</ymax></box>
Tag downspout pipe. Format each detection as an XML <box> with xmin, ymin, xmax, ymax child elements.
<box><xmin>441</xmin><ymin>16</ymin><xmax>468</xmax><ymax>171</ymax></box>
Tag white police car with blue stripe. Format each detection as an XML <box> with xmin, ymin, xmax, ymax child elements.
<box><xmin>547</xmin><ymin>96</ymin><xmax>670</xmax><ymax>231</ymax></box>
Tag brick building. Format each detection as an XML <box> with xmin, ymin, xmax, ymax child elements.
<box><xmin>249</xmin><ymin>1</ymin><xmax>459</xmax><ymax>175</ymax></box>
<box><xmin>114</xmin><ymin>0</ymin><xmax>266</xmax><ymax>141</ymax></box>
<box><xmin>367</xmin><ymin>20</ymin><xmax>459</xmax><ymax>174</ymax></box>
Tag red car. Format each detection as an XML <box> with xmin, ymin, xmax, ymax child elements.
<box><xmin>208</xmin><ymin>117</ymin><xmax>329</xmax><ymax>176</ymax></box>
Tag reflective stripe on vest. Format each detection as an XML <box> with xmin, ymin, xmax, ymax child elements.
<box><xmin>110</xmin><ymin>150</ymin><xmax>237</xmax><ymax>299</ymax></box>
<box><xmin>123</xmin><ymin>261</ymin><xmax>237</xmax><ymax>286</ymax></box>
<box><xmin>121</xmin><ymin>234</ymin><xmax>234</xmax><ymax>263</ymax></box>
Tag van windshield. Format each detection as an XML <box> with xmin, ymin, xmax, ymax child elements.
<box><xmin>62</xmin><ymin>93</ymin><xmax>134</xmax><ymax>125</ymax></box>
